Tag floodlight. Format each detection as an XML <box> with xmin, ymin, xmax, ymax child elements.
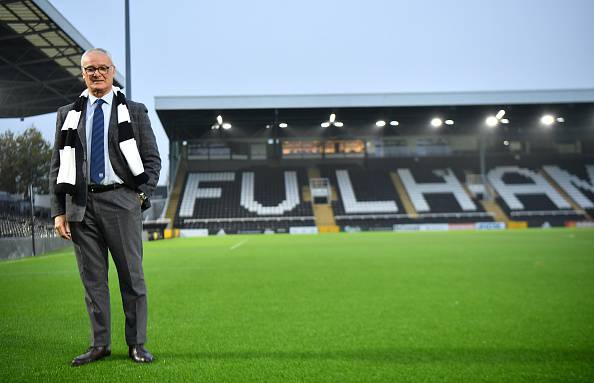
<box><xmin>216</xmin><ymin>115</ymin><xmax>223</xmax><ymax>125</ymax></box>
<box><xmin>496</xmin><ymin>109</ymin><xmax>506</xmax><ymax>120</ymax></box>
<box><xmin>279</xmin><ymin>123</ymin><xmax>288</xmax><ymax>128</ymax></box>
<box><xmin>329</xmin><ymin>113</ymin><xmax>336</xmax><ymax>123</ymax></box>
<box><xmin>500</xmin><ymin>118</ymin><xmax>509</xmax><ymax>124</ymax></box>
<box><xmin>321</xmin><ymin>122</ymin><xmax>330</xmax><ymax>128</ymax></box>
<box><xmin>222</xmin><ymin>123</ymin><xmax>232</xmax><ymax>130</ymax></box>
<box><xmin>540</xmin><ymin>115</ymin><xmax>555</xmax><ymax>125</ymax></box>
<box><xmin>334</xmin><ymin>122</ymin><xmax>344</xmax><ymax>127</ymax></box>
<box><xmin>445</xmin><ymin>119</ymin><xmax>454</xmax><ymax>125</ymax></box>
<box><xmin>430</xmin><ymin>118</ymin><xmax>442</xmax><ymax>128</ymax></box>
<box><xmin>486</xmin><ymin>116</ymin><xmax>498</xmax><ymax>127</ymax></box>
<box><xmin>556</xmin><ymin>117</ymin><xmax>565</xmax><ymax>123</ymax></box>
<box><xmin>390</xmin><ymin>120</ymin><xmax>399</xmax><ymax>126</ymax></box>
<box><xmin>376</xmin><ymin>120</ymin><xmax>386</xmax><ymax>127</ymax></box>
<box><xmin>503</xmin><ymin>140</ymin><xmax>509</xmax><ymax>146</ymax></box>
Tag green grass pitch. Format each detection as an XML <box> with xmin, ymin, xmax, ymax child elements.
<box><xmin>1</xmin><ymin>228</ymin><xmax>594</xmax><ymax>382</ymax></box>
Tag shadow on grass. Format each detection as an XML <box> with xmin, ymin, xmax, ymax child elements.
<box><xmin>156</xmin><ymin>348</ymin><xmax>594</xmax><ymax>364</ymax></box>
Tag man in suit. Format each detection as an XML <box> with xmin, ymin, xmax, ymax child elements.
<box><xmin>49</xmin><ymin>48</ymin><xmax>161</xmax><ymax>366</ymax></box>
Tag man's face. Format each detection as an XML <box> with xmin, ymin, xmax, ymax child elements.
<box><xmin>81</xmin><ymin>51</ymin><xmax>114</xmax><ymax>96</ymax></box>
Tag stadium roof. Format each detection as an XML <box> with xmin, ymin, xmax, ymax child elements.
<box><xmin>155</xmin><ymin>90</ymin><xmax>594</xmax><ymax>140</ymax></box>
<box><xmin>0</xmin><ymin>0</ymin><xmax>125</xmax><ymax>118</ymax></box>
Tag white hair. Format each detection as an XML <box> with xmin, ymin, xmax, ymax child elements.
<box><xmin>80</xmin><ymin>48</ymin><xmax>113</xmax><ymax>67</ymax></box>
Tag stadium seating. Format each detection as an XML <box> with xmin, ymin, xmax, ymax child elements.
<box><xmin>397</xmin><ymin>168</ymin><xmax>477</xmax><ymax>212</ymax></box>
<box><xmin>176</xmin><ymin>167</ymin><xmax>315</xmax><ymax>234</ymax></box>
<box><xmin>488</xmin><ymin>165</ymin><xmax>587</xmax><ymax>226</ymax></box>
<box><xmin>172</xmin><ymin>156</ymin><xmax>594</xmax><ymax>233</ymax></box>
<box><xmin>0</xmin><ymin>200</ymin><xmax>55</xmax><ymax>238</ymax></box>
<box><xmin>543</xmin><ymin>164</ymin><xmax>594</xmax><ymax>217</ymax></box>
<box><xmin>319</xmin><ymin>164</ymin><xmax>492</xmax><ymax>230</ymax></box>
<box><xmin>321</xmin><ymin>166</ymin><xmax>401</xmax><ymax>230</ymax></box>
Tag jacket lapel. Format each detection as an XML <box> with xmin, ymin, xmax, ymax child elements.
<box><xmin>108</xmin><ymin>98</ymin><xmax>118</xmax><ymax>161</ymax></box>
<box><xmin>108</xmin><ymin>98</ymin><xmax>118</xmax><ymax>146</ymax></box>
<box><xmin>76</xmin><ymin>99</ymin><xmax>88</xmax><ymax>157</ymax></box>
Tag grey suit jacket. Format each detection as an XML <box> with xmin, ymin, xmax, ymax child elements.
<box><xmin>49</xmin><ymin>97</ymin><xmax>161</xmax><ymax>222</ymax></box>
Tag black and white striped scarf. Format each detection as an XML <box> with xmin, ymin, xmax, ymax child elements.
<box><xmin>55</xmin><ymin>86</ymin><xmax>149</xmax><ymax>194</ymax></box>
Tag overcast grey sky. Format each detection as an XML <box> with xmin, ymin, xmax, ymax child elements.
<box><xmin>1</xmin><ymin>0</ymin><xmax>594</xmax><ymax>185</ymax></box>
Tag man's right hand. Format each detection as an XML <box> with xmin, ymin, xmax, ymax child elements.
<box><xmin>54</xmin><ymin>215</ymin><xmax>71</xmax><ymax>240</ymax></box>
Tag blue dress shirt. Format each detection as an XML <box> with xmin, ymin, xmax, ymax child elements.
<box><xmin>86</xmin><ymin>89</ymin><xmax>124</xmax><ymax>185</ymax></box>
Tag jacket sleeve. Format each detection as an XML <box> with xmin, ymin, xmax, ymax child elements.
<box><xmin>133</xmin><ymin>103</ymin><xmax>161</xmax><ymax>197</ymax></box>
<box><xmin>49</xmin><ymin>108</ymin><xmax>66</xmax><ymax>218</ymax></box>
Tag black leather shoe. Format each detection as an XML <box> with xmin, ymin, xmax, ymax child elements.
<box><xmin>129</xmin><ymin>344</ymin><xmax>154</xmax><ymax>363</ymax></box>
<box><xmin>71</xmin><ymin>346</ymin><xmax>111</xmax><ymax>366</ymax></box>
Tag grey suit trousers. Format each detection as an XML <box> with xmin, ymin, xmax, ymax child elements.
<box><xmin>70</xmin><ymin>186</ymin><xmax>147</xmax><ymax>347</ymax></box>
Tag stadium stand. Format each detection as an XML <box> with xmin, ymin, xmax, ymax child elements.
<box><xmin>176</xmin><ymin>167</ymin><xmax>315</xmax><ymax>234</ymax></box>
<box><xmin>171</xmin><ymin>155</ymin><xmax>593</xmax><ymax>233</ymax></box>
<box><xmin>320</xmin><ymin>163</ymin><xmax>493</xmax><ymax>230</ymax></box>
<box><xmin>543</xmin><ymin>164</ymin><xmax>594</xmax><ymax>218</ymax></box>
<box><xmin>155</xmin><ymin>92</ymin><xmax>594</xmax><ymax>235</ymax></box>
<box><xmin>320</xmin><ymin>165</ymin><xmax>402</xmax><ymax>230</ymax></box>
<box><xmin>488</xmin><ymin>165</ymin><xmax>587</xmax><ymax>226</ymax></box>
<box><xmin>0</xmin><ymin>200</ymin><xmax>55</xmax><ymax>238</ymax></box>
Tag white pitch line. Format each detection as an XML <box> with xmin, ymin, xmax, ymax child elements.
<box><xmin>229</xmin><ymin>239</ymin><xmax>248</xmax><ymax>251</ymax></box>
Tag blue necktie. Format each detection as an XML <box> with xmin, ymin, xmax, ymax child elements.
<box><xmin>90</xmin><ymin>99</ymin><xmax>105</xmax><ymax>184</ymax></box>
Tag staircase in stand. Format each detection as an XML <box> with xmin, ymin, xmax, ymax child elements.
<box><xmin>308</xmin><ymin>167</ymin><xmax>339</xmax><ymax>233</ymax></box>
<box><xmin>164</xmin><ymin>161</ymin><xmax>188</xmax><ymax>229</ymax></box>
<box><xmin>480</xmin><ymin>199</ymin><xmax>509</xmax><ymax>223</ymax></box>
<box><xmin>312</xmin><ymin>204</ymin><xmax>339</xmax><ymax>233</ymax></box>
<box><xmin>390</xmin><ymin>171</ymin><xmax>418</xmax><ymax>218</ymax></box>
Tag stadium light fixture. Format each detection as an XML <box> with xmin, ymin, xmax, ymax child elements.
<box><xmin>390</xmin><ymin>120</ymin><xmax>399</xmax><ymax>126</ymax></box>
<box><xmin>445</xmin><ymin>119</ymin><xmax>454</xmax><ymax>125</ymax></box>
<box><xmin>430</xmin><ymin>118</ymin><xmax>443</xmax><ymax>128</ymax></box>
<box><xmin>486</xmin><ymin>109</ymin><xmax>509</xmax><ymax>128</ymax></box>
<box><xmin>212</xmin><ymin>115</ymin><xmax>231</xmax><ymax>130</ymax></box>
<box><xmin>321</xmin><ymin>113</ymin><xmax>343</xmax><ymax>128</ymax></box>
<box><xmin>486</xmin><ymin>116</ymin><xmax>498</xmax><ymax>127</ymax></box>
<box><xmin>540</xmin><ymin>114</ymin><xmax>555</xmax><ymax>126</ymax></box>
<box><xmin>376</xmin><ymin>120</ymin><xmax>386</xmax><ymax>127</ymax></box>
<box><xmin>279</xmin><ymin>123</ymin><xmax>288</xmax><ymax>128</ymax></box>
